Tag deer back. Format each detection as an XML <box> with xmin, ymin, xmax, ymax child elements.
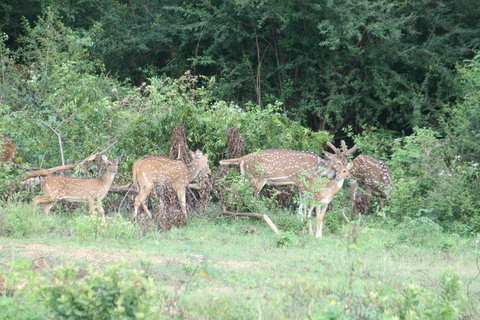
<box><xmin>348</xmin><ymin>155</ymin><xmax>393</xmax><ymax>194</ymax></box>
<box><xmin>40</xmin><ymin>156</ymin><xmax>118</xmax><ymax>201</ymax></box>
<box><xmin>0</xmin><ymin>137</ymin><xmax>17</xmax><ymax>163</ymax></box>
<box><xmin>221</xmin><ymin>149</ymin><xmax>333</xmax><ymax>184</ymax></box>
<box><xmin>133</xmin><ymin>155</ymin><xmax>189</xmax><ymax>189</ymax></box>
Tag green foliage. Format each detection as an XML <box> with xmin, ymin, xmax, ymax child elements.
<box><xmin>443</xmin><ymin>53</ymin><xmax>480</xmax><ymax>162</ymax></box>
<box><xmin>74</xmin><ymin>214</ymin><xmax>138</xmax><ymax>241</ymax></box>
<box><xmin>384</xmin><ymin>127</ymin><xmax>480</xmax><ymax>233</ymax></box>
<box><xmin>0</xmin><ymin>259</ymin><xmax>48</xmax><ymax>319</ymax></box>
<box><xmin>43</xmin><ymin>264</ymin><xmax>159</xmax><ymax>319</ymax></box>
<box><xmin>6</xmin><ymin>0</ymin><xmax>479</xmax><ymax>134</ymax></box>
<box><xmin>0</xmin><ymin>202</ymin><xmax>56</xmax><ymax>237</ymax></box>
<box><xmin>214</xmin><ymin>169</ymin><xmax>277</xmax><ymax>214</ymax></box>
<box><xmin>0</xmin><ymin>8</ymin><xmax>125</xmax><ymax>167</ymax></box>
<box><xmin>116</xmin><ymin>74</ymin><xmax>332</xmax><ymax>168</ymax></box>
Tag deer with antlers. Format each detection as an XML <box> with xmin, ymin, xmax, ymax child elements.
<box><xmin>219</xmin><ymin>148</ymin><xmax>336</xmax><ymax>193</ymax></box>
<box><xmin>219</xmin><ymin>143</ymin><xmax>357</xmax><ymax>231</ymax></box>
<box><xmin>0</xmin><ymin>136</ymin><xmax>17</xmax><ymax>163</ymax></box>
<box><xmin>132</xmin><ymin>150</ymin><xmax>211</xmax><ymax>220</ymax></box>
<box><xmin>33</xmin><ymin>155</ymin><xmax>119</xmax><ymax>222</ymax></box>
<box><xmin>302</xmin><ymin>146</ymin><xmax>351</xmax><ymax>238</ymax></box>
<box><xmin>340</xmin><ymin>141</ymin><xmax>394</xmax><ymax>217</ymax></box>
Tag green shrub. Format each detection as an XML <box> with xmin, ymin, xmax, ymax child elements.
<box><xmin>74</xmin><ymin>213</ymin><xmax>139</xmax><ymax>241</ymax></box>
<box><xmin>0</xmin><ymin>202</ymin><xmax>56</xmax><ymax>237</ymax></box>
<box><xmin>43</xmin><ymin>264</ymin><xmax>159</xmax><ymax>319</ymax></box>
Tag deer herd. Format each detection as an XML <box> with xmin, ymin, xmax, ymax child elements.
<box><xmin>1</xmin><ymin>135</ymin><xmax>394</xmax><ymax>238</ymax></box>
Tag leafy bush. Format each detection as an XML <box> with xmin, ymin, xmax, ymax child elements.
<box><xmin>0</xmin><ymin>202</ymin><xmax>56</xmax><ymax>237</ymax></box>
<box><xmin>384</xmin><ymin>127</ymin><xmax>480</xmax><ymax>233</ymax></box>
<box><xmin>74</xmin><ymin>214</ymin><xmax>139</xmax><ymax>241</ymax></box>
<box><xmin>43</xmin><ymin>264</ymin><xmax>159</xmax><ymax>319</ymax></box>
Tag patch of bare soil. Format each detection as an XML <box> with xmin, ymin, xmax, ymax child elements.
<box><xmin>0</xmin><ymin>242</ymin><xmax>261</xmax><ymax>271</ymax></box>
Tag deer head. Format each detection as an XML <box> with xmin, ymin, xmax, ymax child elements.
<box><xmin>33</xmin><ymin>155</ymin><xmax>119</xmax><ymax>222</ymax></box>
<box><xmin>0</xmin><ymin>136</ymin><xmax>17</xmax><ymax>163</ymax></box>
<box><xmin>132</xmin><ymin>150</ymin><xmax>210</xmax><ymax>220</ymax></box>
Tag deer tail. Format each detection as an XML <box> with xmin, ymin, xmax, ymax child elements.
<box><xmin>219</xmin><ymin>157</ymin><xmax>244</xmax><ymax>165</ymax></box>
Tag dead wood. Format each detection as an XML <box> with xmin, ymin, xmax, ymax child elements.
<box><xmin>23</xmin><ymin>154</ymin><xmax>97</xmax><ymax>178</ymax></box>
<box><xmin>220</xmin><ymin>205</ymin><xmax>280</xmax><ymax>236</ymax></box>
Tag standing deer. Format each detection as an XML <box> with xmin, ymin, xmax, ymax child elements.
<box><xmin>132</xmin><ymin>150</ymin><xmax>211</xmax><ymax>220</ymax></box>
<box><xmin>0</xmin><ymin>136</ymin><xmax>17</xmax><ymax>163</ymax></box>
<box><xmin>341</xmin><ymin>141</ymin><xmax>394</xmax><ymax>217</ymax></box>
<box><xmin>302</xmin><ymin>147</ymin><xmax>350</xmax><ymax>238</ymax></box>
<box><xmin>33</xmin><ymin>155</ymin><xmax>119</xmax><ymax>222</ymax></box>
<box><xmin>219</xmin><ymin>143</ymin><xmax>356</xmax><ymax>214</ymax></box>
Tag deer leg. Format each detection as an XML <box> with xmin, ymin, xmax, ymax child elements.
<box><xmin>297</xmin><ymin>191</ymin><xmax>306</xmax><ymax>217</ymax></box>
<box><xmin>42</xmin><ymin>201</ymin><xmax>55</xmax><ymax>216</ymax></box>
<box><xmin>379</xmin><ymin>198</ymin><xmax>386</xmax><ymax>219</ymax></box>
<box><xmin>315</xmin><ymin>204</ymin><xmax>329</xmax><ymax>238</ymax></box>
<box><xmin>34</xmin><ymin>195</ymin><xmax>56</xmax><ymax>216</ymax></box>
<box><xmin>307</xmin><ymin>206</ymin><xmax>315</xmax><ymax>236</ymax></box>
<box><xmin>99</xmin><ymin>206</ymin><xmax>106</xmax><ymax>224</ymax></box>
<box><xmin>176</xmin><ymin>187</ymin><xmax>187</xmax><ymax>219</ymax></box>
<box><xmin>252</xmin><ymin>179</ymin><xmax>267</xmax><ymax>196</ymax></box>
<box><xmin>134</xmin><ymin>185</ymin><xmax>153</xmax><ymax>219</ymax></box>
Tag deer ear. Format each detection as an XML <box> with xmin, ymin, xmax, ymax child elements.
<box><xmin>101</xmin><ymin>155</ymin><xmax>108</xmax><ymax>163</ymax></box>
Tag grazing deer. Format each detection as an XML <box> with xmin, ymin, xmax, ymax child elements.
<box><xmin>302</xmin><ymin>143</ymin><xmax>351</xmax><ymax>238</ymax></box>
<box><xmin>33</xmin><ymin>155</ymin><xmax>119</xmax><ymax>222</ymax></box>
<box><xmin>132</xmin><ymin>150</ymin><xmax>211</xmax><ymax>220</ymax></box>
<box><xmin>0</xmin><ymin>136</ymin><xmax>17</xmax><ymax>163</ymax></box>
<box><xmin>340</xmin><ymin>142</ymin><xmax>394</xmax><ymax>217</ymax></box>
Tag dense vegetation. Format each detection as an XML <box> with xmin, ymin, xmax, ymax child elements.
<box><xmin>0</xmin><ymin>1</ymin><xmax>479</xmax><ymax>318</ymax></box>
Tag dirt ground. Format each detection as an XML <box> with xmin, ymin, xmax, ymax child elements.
<box><xmin>0</xmin><ymin>242</ymin><xmax>259</xmax><ymax>271</ymax></box>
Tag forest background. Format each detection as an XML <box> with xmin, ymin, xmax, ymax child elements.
<box><xmin>1</xmin><ymin>0</ymin><xmax>480</xmax><ymax>232</ymax></box>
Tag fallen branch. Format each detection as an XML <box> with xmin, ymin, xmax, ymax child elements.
<box><xmin>23</xmin><ymin>154</ymin><xmax>97</xmax><ymax>178</ymax></box>
<box><xmin>221</xmin><ymin>205</ymin><xmax>280</xmax><ymax>236</ymax></box>
<box><xmin>109</xmin><ymin>184</ymin><xmax>134</xmax><ymax>193</ymax></box>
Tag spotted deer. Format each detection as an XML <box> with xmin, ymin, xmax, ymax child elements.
<box><xmin>302</xmin><ymin>146</ymin><xmax>350</xmax><ymax>237</ymax></box>
<box><xmin>33</xmin><ymin>155</ymin><xmax>119</xmax><ymax>222</ymax></box>
<box><xmin>341</xmin><ymin>141</ymin><xmax>394</xmax><ymax>217</ymax></box>
<box><xmin>219</xmin><ymin>147</ymin><xmax>336</xmax><ymax>193</ymax></box>
<box><xmin>132</xmin><ymin>150</ymin><xmax>211</xmax><ymax>220</ymax></box>
<box><xmin>220</xmin><ymin>143</ymin><xmax>356</xmax><ymax>211</ymax></box>
<box><xmin>0</xmin><ymin>136</ymin><xmax>17</xmax><ymax>163</ymax></box>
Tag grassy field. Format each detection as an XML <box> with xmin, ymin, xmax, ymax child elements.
<box><xmin>0</xmin><ymin>201</ymin><xmax>479</xmax><ymax>319</ymax></box>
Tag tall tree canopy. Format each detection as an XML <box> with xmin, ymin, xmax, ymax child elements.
<box><xmin>2</xmin><ymin>0</ymin><xmax>480</xmax><ymax>135</ymax></box>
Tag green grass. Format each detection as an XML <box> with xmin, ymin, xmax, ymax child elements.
<box><xmin>0</xmin><ymin>201</ymin><xmax>479</xmax><ymax>319</ymax></box>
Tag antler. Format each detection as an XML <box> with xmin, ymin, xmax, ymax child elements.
<box><xmin>325</xmin><ymin>141</ymin><xmax>341</xmax><ymax>156</ymax></box>
<box><xmin>341</xmin><ymin>140</ymin><xmax>357</xmax><ymax>157</ymax></box>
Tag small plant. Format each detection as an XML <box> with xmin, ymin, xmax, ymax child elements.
<box><xmin>43</xmin><ymin>264</ymin><xmax>159</xmax><ymax>319</ymax></box>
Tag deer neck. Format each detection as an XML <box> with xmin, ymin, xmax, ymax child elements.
<box><xmin>329</xmin><ymin>177</ymin><xmax>345</xmax><ymax>193</ymax></box>
<box><xmin>186</xmin><ymin>162</ymin><xmax>202</xmax><ymax>183</ymax></box>
<box><xmin>100</xmin><ymin>167</ymin><xmax>117</xmax><ymax>189</ymax></box>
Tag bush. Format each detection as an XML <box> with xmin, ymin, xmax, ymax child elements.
<box><xmin>384</xmin><ymin>127</ymin><xmax>480</xmax><ymax>233</ymax></box>
<box><xmin>43</xmin><ymin>264</ymin><xmax>160</xmax><ymax>319</ymax></box>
